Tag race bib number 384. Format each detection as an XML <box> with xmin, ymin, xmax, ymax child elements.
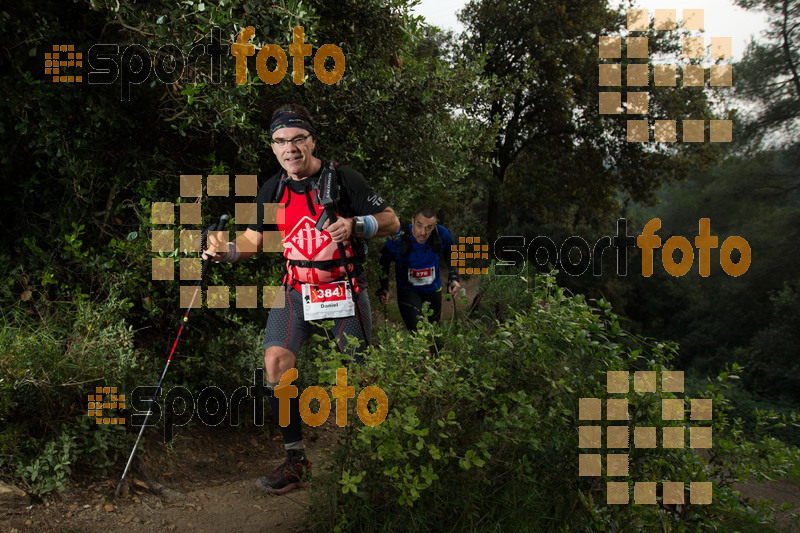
<box><xmin>302</xmin><ymin>281</ymin><xmax>354</xmax><ymax>320</ymax></box>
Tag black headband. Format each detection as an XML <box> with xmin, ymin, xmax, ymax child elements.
<box><xmin>269</xmin><ymin>111</ymin><xmax>315</xmax><ymax>137</ymax></box>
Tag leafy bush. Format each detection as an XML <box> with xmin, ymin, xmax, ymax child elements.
<box><xmin>306</xmin><ymin>272</ymin><xmax>800</xmax><ymax>532</ymax></box>
<box><xmin>1</xmin><ymin>294</ymin><xmax>142</xmax><ymax>421</ymax></box>
<box><xmin>16</xmin><ymin>429</ymin><xmax>77</xmax><ymax>496</ymax></box>
<box><xmin>14</xmin><ymin>420</ymin><xmax>133</xmax><ymax>496</ymax></box>
<box><xmin>174</xmin><ymin>321</ymin><xmax>266</xmax><ymax>393</ymax></box>
<box><xmin>468</xmin><ymin>262</ymin><xmax>538</xmax><ymax>321</ymax></box>
<box><xmin>0</xmin><ymin>295</ymin><xmax>148</xmax><ymax>494</ymax></box>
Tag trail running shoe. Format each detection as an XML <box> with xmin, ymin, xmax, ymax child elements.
<box><xmin>256</xmin><ymin>454</ymin><xmax>311</xmax><ymax>495</ymax></box>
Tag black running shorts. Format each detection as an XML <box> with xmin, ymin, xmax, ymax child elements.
<box><xmin>264</xmin><ymin>284</ymin><xmax>372</xmax><ymax>360</ymax></box>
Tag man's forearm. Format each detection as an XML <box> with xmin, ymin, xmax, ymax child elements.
<box><xmin>373</xmin><ymin>207</ymin><xmax>400</xmax><ymax>238</ymax></box>
<box><xmin>233</xmin><ymin>228</ymin><xmax>264</xmax><ymax>261</ymax></box>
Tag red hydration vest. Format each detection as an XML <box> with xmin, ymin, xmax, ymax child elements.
<box><xmin>276</xmin><ymin>168</ymin><xmax>363</xmax><ymax>290</ymax></box>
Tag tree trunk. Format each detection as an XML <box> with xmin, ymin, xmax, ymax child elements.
<box><xmin>486</xmin><ymin>166</ymin><xmax>502</xmax><ymax>241</ymax></box>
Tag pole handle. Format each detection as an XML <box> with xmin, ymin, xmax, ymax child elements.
<box><xmin>201</xmin><ymin>214</ymin><xmax>230</xmax><ymax>251</ymax></box>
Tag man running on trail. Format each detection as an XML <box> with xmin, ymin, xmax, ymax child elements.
<box><xmin>377</xmin><ymin>207</ymin><xmax>461</xmax><ymax>332</ymax></box>
<box><xmin>204</xmin><ymin>104</ymin><xmax>399</xmax><ymax>494</ymax></box>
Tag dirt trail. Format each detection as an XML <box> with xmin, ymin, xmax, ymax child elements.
<box><xmin>3</xmin><ymin>279</ymin><xmax>799</xmax><ymax>532</ymax></box>
<box><xmin>0</xmin><ymin>278</ymin><xmax>481</xmax><ymax>533</ymax></box>
<box><xmin>735</xmin><ymin>480</ymin><xmax>800</xmax><ymax>531</ymax></box>
<box><xmin>0</xmin><ymin>422</ymin><xmax>343</xmax><ymax>533</ymax></box>
<box><xmin>4</xmin><ymin>426</ymin><xmax>799</xmax><ymax>533</ymax></box>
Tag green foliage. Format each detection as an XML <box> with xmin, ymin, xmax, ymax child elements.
<box><xmin>172</xmin><ymin>321</ymin><xmax>265</xmax><ymax>397</ymax></box>
<box><xmin>74</xmin><ymin>418</ymin><xmax>134</xmax><ymax>477</ymax></box>
<box><xmin>469</xmin><ymin>262</ymin><xmax>538</xmax><ymax>321</ymax></box>
<box><xmin>622</xmin><ymin>148</ymin><xmax>800</xmax><ymax>409</ymax></box>
<box><xmin>0</xmin><ymin>0</ymin><xmax>484</xmax><ymax>335</ymax></box>
<box><xmin>0</xmin><ymin>0</ymin><xmax>486</xmax><ymax>498</ymax></box>
<box><xmin>738</xmin><ymin>280</ymin><xmax>800</xmax><ymax>402</ymax></box>
<box><xmin>306</xmin><ymin>272</ymin><xmax>799</xmax><ymax>531</ymax></box>
<box><xmin>1</xmin><ymin>294</ymin><xmax>140</xmax><ymax>422</ymax></box>
<box><xmin>16</xmin><ymin>430</ymin><xmax>77</xmax><ymax>496</ymax></box>
<box><xmin>0</xmin><ymin>296</ymin><xmax>148</xmax><ymax>494</ymax></box>
<box><xmin>14</xmin><ymin>420</ymin><xmax>134</xmax><ymax>496</ymax></box>
<box><xmin>458</xmin><ymin>0</ymin><xmax>720</xmax><ymax>238</ymax></box>
<box><xmin>2</xmin><ymin>0</ymin><xmax>798</xmax><ymax>522</ymax></box>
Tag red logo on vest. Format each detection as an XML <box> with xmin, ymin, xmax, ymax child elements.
<box><xmin>285</xmin><ymin>216</ymin><xmax>331</xmax><ymax>260</ymax></box>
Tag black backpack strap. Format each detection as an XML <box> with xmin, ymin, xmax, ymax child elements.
<box><xmin>272</xmin><ymin>172</ymin><xmax>290</xmax><ymax>204</ymax></box>
<box><xmin>287</xmin><ymin>256</ymin><xmax>365</xmax><ymax>270</ymax></box>
<box><xmin>314</xmin><ymin>160</ymin><xmax>368</xmax><ymax>254</ymax></box>
<box><xmin>314</xmin><ymin>160</ymin><xmax>340</xmax><ymax>230</ymax></box>
<box><xmin>431</xmin><ymin>225</ymin><xmax>442</xmax><ymax>254</ymax></box>
<box><xmin>399</xmin><ymin>230</ymin><xmax>412</xmax><ymax>257</ymax></box>
<box><xmin>398</xmin><ymin>226</ymin><xmax>441</xmax><ymax>256</ymax></box>
<box><xmin>286</xmin><ymin>160</ymin><xmax>368</xmax><ymax>270</ymax></box>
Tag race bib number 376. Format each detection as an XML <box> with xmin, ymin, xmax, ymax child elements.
<box><xmin>408</xmin><ymin>267</ymin><xmax>435</xmax><ymax>286</ymax></box>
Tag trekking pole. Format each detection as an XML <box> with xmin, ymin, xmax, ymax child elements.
<box><xmin>315</xmin><ymin>164</ymin><xmax>368</xmax><ymax>343</ymax></box>
<box><xmin>449</xmin><ymin>281</ymin><xmax>458</xmax><ymax>322</ymax></box>
<box><xmin>113</xmin><ymin>214</ymin><xmax>229</xmax><ymax>499</ymax></box>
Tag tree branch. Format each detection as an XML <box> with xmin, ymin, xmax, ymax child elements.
<box><xmin>780</xmin><ymin>0</ymin><xmax>800</xmax><ymax>100</ymax></box>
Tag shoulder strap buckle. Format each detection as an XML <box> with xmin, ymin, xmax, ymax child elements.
<box><xmin>315</xmin><ymin>161</ymin><xmax>340</xmax><ymax>231</ymax></box>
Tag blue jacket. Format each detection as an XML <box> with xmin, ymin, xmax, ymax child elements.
<box><xmin>379</xmin><ymin>224</ymin><xmax>457</xmax><ymax>293</ymax></box>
